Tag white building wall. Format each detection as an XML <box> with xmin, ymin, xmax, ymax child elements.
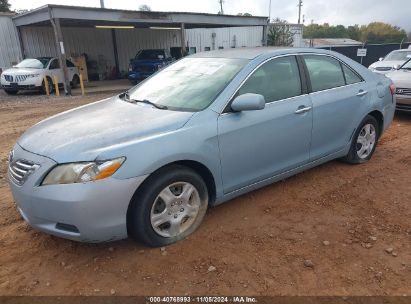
<box><xmin>185</xmin><ymin>26</ymin><xmax>264</xmax><ymax>52</ymax></box>
<box><xmin>0</xmin><ymin>15</ymin><xmax>22</xmax><ymax>70</ymax></box>
<box><xmin>289</xmin><ymin>24</ymin><xmax>304</xmax><ymax>47</ymax></box>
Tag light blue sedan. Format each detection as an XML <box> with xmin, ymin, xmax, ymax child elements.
<box><xmin>8</xmin><ymin>48</ymin><xmax>396</xmax><ymax>246</ymax></box>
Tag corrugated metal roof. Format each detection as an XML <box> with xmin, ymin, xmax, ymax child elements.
<box><xmin>13</xmin><ymin>4</ymin><xmax>268</xmax><ymax>28</ymax></box>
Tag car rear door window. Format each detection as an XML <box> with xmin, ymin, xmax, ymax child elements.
<box><xmin>342</xmin><ymin>64</ymin><xmax>362</xmax><ymax>85</ymax></box>
<box><xmin>303</xmin><ymin>55</ymin><xmax>345</xmax><ymax>92</ymax></box>
<box><xmin>237</xmin><ymin>56</ymin><xmax>302</xmax><ymax>103</ymax></box>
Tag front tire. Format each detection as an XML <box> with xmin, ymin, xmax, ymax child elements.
<box><xmin>127</xmin><ymin>165</ymin><xmax>208</xmax><ymax>247</ymax></box>
<box><xmin>4</xmin><ymin>89</ymin><xmax>18</xmax><ymax>95</ymax></box>
<box><xmin>41</xmin><ymin>77</ymin><xmax>54</xmax><ymax>95</ymax></box>
<box><xmin>342</xmin><ymin>115</ymin><xmax>379</xmax><ymax>164</ymax></box>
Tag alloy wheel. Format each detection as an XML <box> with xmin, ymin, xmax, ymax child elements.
<box><xmin>356</xmin><ymin>123</ymin><xmax>376</xmax><ymax>159</ymax></box>
<box><xmin>150</xmin><ymin>182</ymin><xmax>201</xmax><ymax>238</ymax></box>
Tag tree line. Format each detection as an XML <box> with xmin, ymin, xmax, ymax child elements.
<box><xmin>304</xmin><ymin>22</ymin><xmax>408</xmax><ymax>44</ymax></box>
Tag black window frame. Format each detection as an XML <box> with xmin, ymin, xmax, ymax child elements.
<box><xmin>299</xmin><ymin>54</ymin><xmax>364</xmax><ymax>94</ymax></box>
<box><xmin>340</xmin><ymin>62</ymin><xmax>363</xmax><ymax>86</ymax></box>
<box><xmin>223</xmin><ymin>55</ymin><xmax>308</xmax><ymax>113</ymax></box>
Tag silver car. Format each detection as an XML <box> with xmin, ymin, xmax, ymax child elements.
<box><xmin>369</xmin><ymin>49</ymin><xmax>411</xmax><ymax>74</ymax></box>
<box><xmin>8</xmin><ymin>48</ymin><xmax>396</xmax><ymax>247</ymax></box>
<box><xmin>386</xmin><ymin>59</ymin><xmax>411</xmax><ymax>112</ymax></box>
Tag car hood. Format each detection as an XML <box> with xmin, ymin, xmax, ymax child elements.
<box><xmin>369</xmin><ymin>60</ymin><xmax>404</xmax><ymax>69</ymax></box>
<box><xmin>18</xmin><ymin>96</ymin><xmax>194</xmax><ymax>163</ymax></box>
<box><xmin>386</xmin><ymin>69</ymin><xmax>411</xmax><ymax>87</ymax></box>
<box><xmin>2</xmin><ymin>67</ymin><xmax>43</xmax><ymax>75</ymax></box>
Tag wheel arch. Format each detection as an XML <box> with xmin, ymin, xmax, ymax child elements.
<box><xmin>367</xmin><ymin>110</ymin><xmax>384</xmax><ymax>137</ymax></box>
<box><xmin>127</xmin><ymin>159</ymin><xmax>217</xmax><ymax>212</ymax></box>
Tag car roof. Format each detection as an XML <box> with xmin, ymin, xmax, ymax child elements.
<box><xmin>189</xmin><ymin>47</ymin><xmax>334</xmax><ymax>59</ymax></box>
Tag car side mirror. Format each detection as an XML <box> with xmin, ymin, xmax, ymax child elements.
<box><xmin>231</xmin><ymin>93</ymin><xmax>265</xmax><ymax>112</ymax></box>
<box><xmin>379</xmin><ymin>57</ymin><xmax>384</xmax><ymax>61</ymax></box>
<box><xmin>394</xmin><ymin>64</ymin><xmax>401</xmax><ymax>70</ymax></box>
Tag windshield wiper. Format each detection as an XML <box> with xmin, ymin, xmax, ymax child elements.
<box><xmin>121</xmin><ymin>92</ymin><xmax>168</xmax><ymax>110</ymax></box>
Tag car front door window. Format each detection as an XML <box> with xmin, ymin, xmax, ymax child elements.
<box><xmin>49</xmin><ymin>60</ymin><xmax>60</xmax><ymax>70</ymax></box>
<box><xmin>237</xmin><ymin>56</ymin><xmax>302</xmax><ymax>103</ymax></box>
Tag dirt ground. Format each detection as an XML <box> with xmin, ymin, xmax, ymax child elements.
<box><xmin>0</xmin><ymin>91</ymin><xmax>410</xmax><ymax>296</ymax></box>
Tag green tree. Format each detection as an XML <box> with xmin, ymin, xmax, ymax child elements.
<box><xmin>0</xmin><ymin>0</ymin><xmax>11</xmax><ymax>12</ymax></box>
<box><xmin>267</xmin><ymin>18</ymin><xmax>294</xmax><ymax>47</ymax></box>
<box><xmin>347</xmin><ymin>25</ymin><xmax>361</xmax><ymax>41</ymax></box>
<box><xmin>359</xmin><ymin>22</ymin><xmax>406</xmax><ymax>43</ymax></box>
<box><xmin>304</xmin><ymin>22</ymin><xmax>407</xmax><ymax>44</ymax></box>
<box><xmin>304</xmin><ymin>23</ymin><xmax>349</xmax><ymax>39</ymax></box>
<box><xmin>139</xmin><ymin>4</ymin><xmax>151</xmax><ymax>11</ymax></box>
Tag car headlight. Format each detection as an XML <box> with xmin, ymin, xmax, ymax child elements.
<box><xmin>27</xmin><ymin>74</ymin><xmax>40</xmax><ymax>78</ymax></box>
<box><xmin>42</xmin><ymin>157</ymin><xmax>125</xmax><ymax>185</ymax></box>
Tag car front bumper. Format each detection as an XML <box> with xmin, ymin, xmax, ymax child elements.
<box><xmin>1</xmin><ymin>77</ymin><xmax>43</xmax><ymax>90</ymax></box>
<box><xmin>127</xmin><ymin>71</ymin><xmax>153</xmax><ymax>82</ymax></box>
<box><xmin>8</xmin><ymin>144</ymin><xmax>148</xmax><ymax>242</ymax></box>
<box><xmin>395</xmin><ymin>95</ymin><xmax>411</xmax><ymax>112</ymax></box>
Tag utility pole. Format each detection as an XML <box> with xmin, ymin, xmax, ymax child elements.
<box><xmin>218</xmin><ymin>0</ymin><xmax>224</xmax><ymax>14</ymax></box>
<box><xmin>100</xmin><ymin>0</ymin><xmax>105</xmax><ymax>8</ymax></box>
<box><xmin>268</xmin><ymin>0</ymin><xmax>272</xmax><ymax>23</ymax></box>
<box><xmin>297</xmin><ymin>0</ymin><xmax>303</xmax><ymax>24</ymax></box>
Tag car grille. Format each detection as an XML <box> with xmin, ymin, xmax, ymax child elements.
<box><xmin>4</xmin><ymin>75</ymin><xmax>13</xmax><ymax>82</ymax></box>
<box><xmin>8</xmin><ymin>159</ymin><xmax>39</xmax><ymax>185</ymax></box>
<box><xmin>395</xmin><ymin>87</ymin><xmax>411</xmax><ymax>96</ymax></box>
<box><xmin>14</xmin><ymin>75</ymin><xmax>29</xmax><ymax>82</ymax></box>
<box><xmin>375</xmin><ymin>67</ymin><xmax>393</xmax><ymax>71</ymax></box>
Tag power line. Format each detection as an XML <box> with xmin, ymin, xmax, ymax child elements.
<box><xmin>297</xmin><ymin>0</ymin><xmax>303</xmax><ymax>24</ymax></box>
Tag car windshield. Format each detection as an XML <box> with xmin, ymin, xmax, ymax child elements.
<box><xmin>136</xmin><ymin>50</ymin><xmax>166</xmax><ymax>60</ymax></box>
<box><xmin>15</xmin><ymin>58</ymin><xmax>50</xmax><ymax>69</ymax></box>
<box><xmin>400</xmin><ymin>59</ymin><xmax>411</xmax><ymax>70</ymax></box>
<box><xmin>385</xmin><ymin>51</ymin><xmax>411</xmax><ymax>61</ymax></box>
<box><xmin>126</xmin><ymin>57</ymin><xmax>249</xmax><ymax>111</ymax></box>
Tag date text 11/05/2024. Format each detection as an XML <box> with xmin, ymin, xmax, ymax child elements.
<box><xmin>147</xmin><ymin>296</ymin><xmax>257</xmax><ymax>303</ymax></box>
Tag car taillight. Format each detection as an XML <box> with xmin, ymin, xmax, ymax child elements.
<box><xmin>389</xmin><ymin>84</ymin><xmax>396</xmax><ymax>96</ymax></box>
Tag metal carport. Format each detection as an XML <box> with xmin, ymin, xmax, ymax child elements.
<box><xmin>12</xmin><ymin>5</ymin><xmax>268</xmax><ymax>95</ymax></box>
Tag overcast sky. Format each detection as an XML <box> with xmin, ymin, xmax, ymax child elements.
<box><xmin>9</xmin><ymin>0</ymin><xmax>411</xmax><ymax>31</ymax></box>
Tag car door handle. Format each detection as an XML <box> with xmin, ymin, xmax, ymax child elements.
<box><xmin>295</xmin><ymin>106</ymin><xmax>312</xmax><ymax>114</ymax></box>
<box><xmin>356</xmin><ymin>90</ymin><xmax>368</xmax><ymax>97</ymax></box>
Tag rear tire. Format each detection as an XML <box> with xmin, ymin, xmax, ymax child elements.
<box><xmin>71</xmin><ymin>75</ymin><xmax>79</xmax><ymax>89</ymax></box>
<box><xmin>127</xmin><ymin>165</ymin><xmax>208</xmax><ymax>247</ymax></box>
<box><xmin>4</xmin><ymin>89</ymin><xmax>18</xmax><ymax>95</ymax></box>
<box><xmin>342</xmin><ymin>115</ymin><xmax>379</xmax><ymax>164</ymax></box>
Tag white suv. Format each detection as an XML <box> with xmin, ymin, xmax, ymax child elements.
<box><xmin>1</xmin><ymin>57</ymin><xmax>79</xmax><ymax>95</ymax></box>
